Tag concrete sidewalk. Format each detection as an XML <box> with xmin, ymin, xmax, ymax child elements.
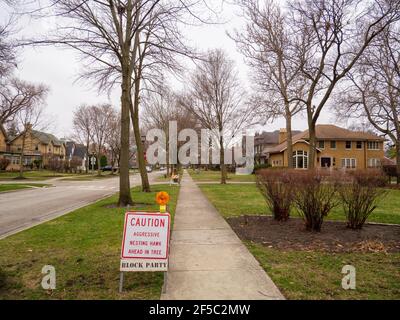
<box><xmin>161</xmin><ymin>171</ymin><xmax>284</xmax><ymax>300</ymax></box>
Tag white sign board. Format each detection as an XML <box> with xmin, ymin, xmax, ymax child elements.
<box><xmin>120</xmin><ymin>212</ymin><xmax>171</xmax><ymax>272</ymax></box>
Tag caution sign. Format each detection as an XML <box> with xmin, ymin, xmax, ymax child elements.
<box><xmin>120</xmin><ymin>212</ymin><xmax>170</xmax><ymax>272</ymax></box>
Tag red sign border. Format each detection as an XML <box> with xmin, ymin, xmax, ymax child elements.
<box><xmin>121</xmin><ymin>211</ymin><xmax>171</xmax><ymax>260</ymax></box>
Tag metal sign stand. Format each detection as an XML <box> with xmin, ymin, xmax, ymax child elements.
<box><xmin>162</xmin><ymin>271</ymin><xmax>168</xmax><ymax>294</ymax></box>
<box><xmin>119</xmin><ymin>271</ymin><xmax>124</xmax><ymax>293</ymax></box>
<box><xmin>119</xmin><ymin>268</ymin><xmax>168</xmax><ymax>294</ymax></box>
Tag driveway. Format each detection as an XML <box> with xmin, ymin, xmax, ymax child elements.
<box><xmin>0</xmin><ymin>171</ymin><xmax>164</xmax><ymax>239</ymax></box>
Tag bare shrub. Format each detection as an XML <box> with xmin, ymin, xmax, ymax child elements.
<box><xmin>339</xmin><ymin>169</ymin><xmax>388</xmax><ymax>229</ymax></box>
<box><xmin>47</xmin><ymin>156</ymin><xmax>63</xmax><ymax>174</ymax></box>
<box><xmin>0</xmin><ymin>157</ymin><xmax>10</xmax><ymax>171</ymax></box>
<box><xmin>256</xmin><ymin>169</ymin><xmax>295</xmax><ymax>221</ymax></box>
<box><xmin>292</xmin><ymin>170</ymin><xmax>340</xmax><ymax>232</ymax></box>
<box><xmin>69</xmin><ymin>156</ymin><xmax>82</xmax><ymax>173</ymax></box>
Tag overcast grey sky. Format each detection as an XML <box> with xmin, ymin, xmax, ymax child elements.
<box><xmin>1</xmin><ymin>0</ymin><xmax>337</xmax><ymax>138</ymax></box>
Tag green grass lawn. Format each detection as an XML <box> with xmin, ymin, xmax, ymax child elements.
<box><xmin>247</xmin><ymin>242</ymin><xmax>400</xmax><ymax>300</ymax></box>
<box><xmin>188</xmin><ymin>169</ymin><xmax>255</xmax><ymax>183</ymax></box>
<box><xmin>199</xmin><ymin>183</ymin><xmax>400</xmax><ymax>299</ymax></box>
<box><xmin>0</xmin><ymin>170</ymin><xmax>84</xmax><ymax>181</ymax></box>
<box><xmin>60</xmin><ymin>172</ymin><xmax>119</xmax><ymax>181</ymax></box>
<box><xmin>199</xmin><ymin>183</ymin><xmax>400</xmax><ymax>224</ymax></box>
<box><xmin>0</xmin><ymin>183</ymin><xmax>51</xmax><ymax>193</ymax></box>
<box><xmin>0</xmin><ymin>184</ymin><xmax>179</xmax><ymax>300</ymax></box>
<box><xmin>156</xmin><ymin>175</ymin><xmax>172</xmax><ymax>183</ymax></box>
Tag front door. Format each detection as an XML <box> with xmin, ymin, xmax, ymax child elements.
<box><xmin>321</xmin><ymin>157</ymin><xmax>332</xmax><ymax>168</ymax></box>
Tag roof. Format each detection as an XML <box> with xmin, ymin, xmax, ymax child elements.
<box><xmin>8</xmin><ymin>128</ymin><xmax>64</xmax><ymax>146</ymax></box>
<box><xmin>255</xmin><ymin>130</ymin><xmax>301</xmax><ymax>146</ymax></box>
<box><xmin>264</xmin><ymin>124</ymin><xmax>385</xmax><ymax>154</ymax></box>
<box><xmin>74</xmin><ymin>144</ymin><xmax>87</xmax><ymax>158</ymax></box>
<box><xmin>299</xmin><ymin>125</ymin><xmax>385</xmax><ymax>141</ymax></box>
<box><xmin>31</xmin><ymin>130</ymin><xmax>64</xmax><ymax>146</ymax></box>
<box><xmin>382</xmin><ymin>157</ymin><xmax>396</xmax><ymax>166</ymax></box>
<box><xmin>66</xmin><ymin>141</ymin><xmax>87</xmax><ymax>159</ymax></box>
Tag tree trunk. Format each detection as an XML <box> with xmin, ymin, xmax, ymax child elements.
<box><xmin>308</xmin><ymin>119</ymin><xmax>316</xmax><ymax>170</ymax></box>
<box><xmin>97</xmin><ymin>151</ymin><xmax>102</xmax><ymax>176</ymax></box>
<box><xmin>286</xmin><ymin>111</ymin><xmax>293</xmax><ymax>169</ymax></box>
<box><xmin>166</xmin><ymin>129</ymin><xmax>170</xmax><ymax>177</ymax></box>
<box><xmin>130</xmin><ymin>83</ymin><xmax>150</xmax><ymax>192</ymax></box>
<box><xmin>19</xmin><ymin>134</ymin><xmax>26</xmax><ymax>178</ymax></box>
<box><xmin>85</xmin><ymin>138</ymin><xmax>90</xmax><ymax>174</ymax></box>
<box><xmin>396</xmin><ymin>140</ymin><xmax>400</xmax><ymax>185</ymax></box>
<box><xmin>220</xmin><ymin>135</ymin><xmax>227</xmax><ymax>184</ymax></box>
<box><xmin>118</xmin><ymin>69</ymin><xmax>134</xmax><ymax>206</ymax></box>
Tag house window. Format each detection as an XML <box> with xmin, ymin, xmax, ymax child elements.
<box><xmin>368</xmin><ymin>158</ymin><xmax>381</xmax><ymax>168</ymax></box>
<box><xmin>35</xmin><ymin>145</ymin><xmax>39</xmax><ymax>151</ymax></box>
<box><xmin>318</xmin><ymin>140</ymin><xmax>325</xmax><ymax>149</ymax></box>
<box><xmin>330</xmin><ymin>141</ymin><xmax>336</xmax><ymax>149</ymax></box>
<box><xmin>341</xmin><ymin>158</ymin><xmax>356</xmax><ymax>169</ymax></box>
<box><xmin>24</xmin><ymin>157</ymin><xmax>32</xmax><ymax>165</ymax></box>
<box><xmin>293</xmin><ymin>150</ymin><xmax>308</xmax><ymax>169</ymax></box>
<box><xmin>367</xmin><ymin>141</ymin><xmax>380</xmax><ymax>150</ymax></box>
<box><xmin>356</xmin><ymin>141</ymin><xmax>363</xmax><ymax>149</ymax></box>
<box><xmin>345</xmin><ymin>141</ymin><xmax>352</xmax><ymax>149</ymax></box>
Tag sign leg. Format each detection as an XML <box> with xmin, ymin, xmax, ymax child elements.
<box><xmin>119</xmin><ymin>272</ymin><xmax>124</xmax><ymax>293</ymax></box>
<box><xmin>162</xmin><ymin>271</ymin><xmax>167</xmax><ymax>294</ymax></box>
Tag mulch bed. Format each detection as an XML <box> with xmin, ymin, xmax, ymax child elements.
<box><xmin>227</xmin><ymin>215</ymin><xmax>400</xmax><ymax>253</ymax></box>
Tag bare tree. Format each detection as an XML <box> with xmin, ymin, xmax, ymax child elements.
<box><xmin>0</xmin><ymin>78</ymin><xmax>47</xmax><ymax>125</ymax></box>
<box><xmin>0</xmin><ymin>0</ymin><xmax>17</xmax><ymax>79</ymax></box>
<box><xmin>15</xmin><ymin>98</ymin><xmax>48</xmax><ymax>178</ymax></box>
<box><xmin>72</xmin><ymin>105</ymin><xmax>93</xmax><ymax>174</ymax></box>
<box><xmin>106</xmin><ymin>111</ymin><xmax>122</xmax><ymax>173</ymax></box>
<box><xmin>232</xmin><ymin>0</ymin><xmax>305</xmax><ymax>168</ymax></box>
<box><xmin>336</xmin><ymin>26</ymin><xmax>400</xmax><ymax>182</ymax></box>
<box><xmin>181</xmin><ymin>49</ymin><xmax>253</xmax><ymax>184</ymax></box>
<box><xmin>288</xmin><ymin>0</ymin><xmax>400</xmax><ymax>168</ymax></box>
<box><xmin>143</xmin><ymin>84</ymin><xmax>198</xmax><ymax>176</ymax></box>
<box><xmin>0</xmin><ymin>78</ymin><xmax>48</xmax><ymax>177</ymax></box>
<box><xmin>28</xmin><ymin>0</ymin><xmax>217</xmax><ymax>204</ymax></box>
<box><xmin>143</xmin><ymin>84</ymin><xmax>177</xmax><ymax>176</ymax></box>
<box><xmin>91</xmin><ymin>104</ymin><xmax>117</xmax><ymax>176</ymax></box>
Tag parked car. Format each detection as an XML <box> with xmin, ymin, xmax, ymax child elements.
<box><xmin>101</xmin><ymin>165</ymin><xmax>115</xmax><ymax>172</ymax></box>
<box><xmin>146</xmin><ymin>166</ymin><xmax>153</xmax><ymax>173</ymax></box>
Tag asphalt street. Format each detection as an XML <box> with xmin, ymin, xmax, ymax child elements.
<box><xmin>0</xmin><ymin>171</ymin><xmax>163</xmax><ymax>239</ymax></box>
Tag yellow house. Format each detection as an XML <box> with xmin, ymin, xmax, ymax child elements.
<box><xmin>0</xmin><ymin>124</ymin><xmax>66</xmax><ymax>170</ymax></box>
<box><xmin>265</xmin><ymin>125</ymin><xmax>385</xmax><ymax>170</ymax></box>
<box><xmin>0</xmin><ymin>124</ymin><xmax>8</xmax><ymax>154</ymax></box>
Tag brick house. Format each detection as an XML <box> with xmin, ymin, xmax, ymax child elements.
<box><xmin>263</xmin><ymin>124</ymin><xmax>385</xmax><ymax>169</ymax></box>
<box><xmin>254</xmin><ymin>129</ymin><xmax>302</xmax><ymax>164</ymax></box>
<box><xmin>0</xmin><ymin>124</ymin><xmax>66</xmax><ymax>170</ymax></box>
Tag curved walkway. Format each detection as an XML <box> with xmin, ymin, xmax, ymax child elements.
<box><xmin>161</xmin><ymin>171</ymin><xmax>284</xmax><ymax>300</ymax></box>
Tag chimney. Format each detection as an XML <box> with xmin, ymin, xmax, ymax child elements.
<box><xmin>278</xmin><ymin>128</ymin><xmax>287</xmax><ymax>144</ymax></box>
